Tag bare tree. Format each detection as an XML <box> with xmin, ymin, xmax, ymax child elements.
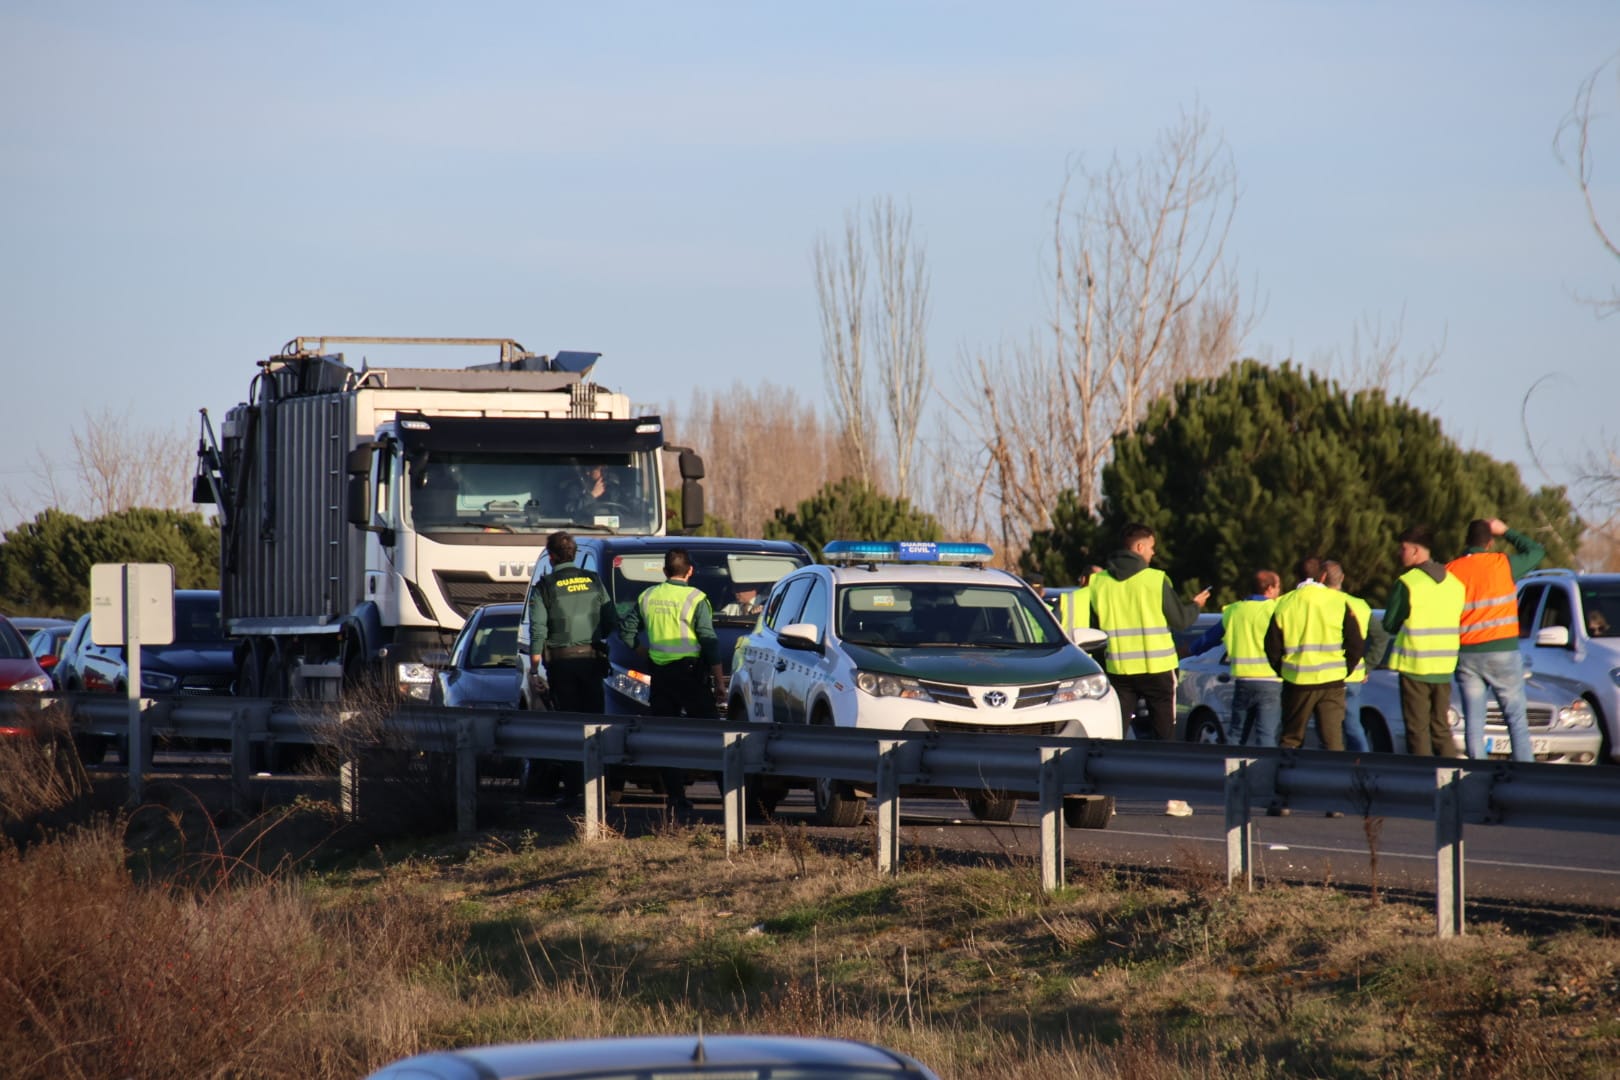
<box><xmin>1555</xmin><ymin>54</ymin><xmax>1620</xmax><ymax>316</ymax></box>
<box><xmin>1318</xmin><ymin>308</ymin><xmax>1446</xmax><ymax>402</ymax></box>
<box><xmin>814</xmin><ymin>213</ymin><xmax>875</xmax><ymax>487</ymax></box>
<box><xmin>871</xmin><ymin>198</ymin><xmax>931</xmax><ymax>501</ymax></box>
<box><xmin>665</xmin><ymin>383</ymin><xmax>856</xmax><ymax>537</ymax></box>
<box><xmin>8</xmin><ymin>407</ymin><xmax>193</xmax><ymax>524</ymax></box>
<box><xmin>961</xmin><ymin>106</ymin><xmax>1250</xmax><ymax>547</ymax></box>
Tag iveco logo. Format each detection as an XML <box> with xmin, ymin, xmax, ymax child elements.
<box><xmin>498</xmin><ymin>562</ymin><xmax>535</xmax><ymax>578</ymax></box>
<box><xmin>983</xmin><ymin>690</ymin><xmax>1008</xmax><ymax>708</ymax></box>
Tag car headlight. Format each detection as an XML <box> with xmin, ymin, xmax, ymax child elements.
<box><xmin>608</xmin><ymin>668</ymin><xmax>652</xmax><ymax>707</ymax></box>
<box><xmin>6</xmin><ymin>674</ymin><xmax>51</xmax><ymax>693</ymax></box>
<box><xmin>397</xmin><ymin>662</ymin><xmax>434</xmax><ymax>700</ymax></box>
<box><xmin>141</xmin><ymin>671</ymin><xmax>179</xmax><ymax>692</ymax></box>
<box><xmin>1051</xmin><ymin>673</ymin><xmax>1111</xmax><ymax>704</ymax></box>
<box><xmin>1558</xmin><ymin>698</ymin><xmax>1597</xmax><ymax>729</ymax></box>
<box><xmin>855</xmin><ymin>671</ymin><xmax>934</xmax><ymax>700</ymax></box>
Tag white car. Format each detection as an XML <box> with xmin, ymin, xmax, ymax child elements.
<box><xmin>729</xmin><ymin>541</ymin><xmax>1122</xmax><ymax>826</ymax></box>
<box><xmin>1515</xmin><ymin>569</ymin><xmax>1620</xmax><ymax>763</ymax></box>
<box><xmin>1175</xmin><ymin>642</ymin><xmax>1600</xmax><ymax>762</ymax></box>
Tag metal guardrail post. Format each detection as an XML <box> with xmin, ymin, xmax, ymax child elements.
<box><xmin>876</xmin><ymin>740</ymin><xmax>901</xmax><ymax>875</ymax></box>
<box><xmin>1225</xmin><ymin>758</ymin><xmax>1253</xmax><ymax>890</ymax></box>
<box><xmin>722</xmin><ymin>731</ymin><xmax>745</xmax><ymax>855</ymax></box>
<box><xmin>455</xmin><ymin>716</ymin><xmax>478</xmax><ymax>836</ymax></box>
<box><xmin>1436</xmin><ymin>767</ymin><xmax>1465</xmax><ymax>938</ymax></box>
<box><xmin>582</xmin><ymin>723</ymin><xmax>608</xmax><ymax>842</ymax></box>
<box><xmin>1039</xmin><ymin>746</ymin><xmax>1065</xmax><ymax>893</ymax></box>
<box><xmin>229</xmin><ymin>703</ymin><xmax>270</xmax><ymax>818</ymax></box>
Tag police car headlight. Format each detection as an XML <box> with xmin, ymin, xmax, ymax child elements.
<box><xmin>855</xmin><ymin>671</ymin><xmax>934</xmax><ymax>700</ymax></box>
<box><xmin>397</xmin><ymin>662</ymin><xmax>434</xmax><ymax>700</ymax></box>
<box><xmin>1051</xmin><ymin>673</ymin><xmax>1110</xmax><ymax>704</ymax></box>
<box><xmin>1558</xmin><ymin>698</ymin><xmax>1596</xmax><ymax>729</ymax></box>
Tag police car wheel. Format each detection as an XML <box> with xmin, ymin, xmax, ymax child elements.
<box><xmin>1062</xmin><ymin>794</ymin><xmax>1114</xmax><ymax>830</ymax></box>
<box><xmin>1189</xmin><ymin>710</ymin><xmax>1226</xmax><ymax>744</ymax></box>
<box><xmin>813</xmin><ymin>776</ymin><xmax>867</xmax><ymax>827</ymax></box>
<box><xmin>962</xmin><ymin>791</ymin><xmax>1018</xmax><ymax>822</ymax></box>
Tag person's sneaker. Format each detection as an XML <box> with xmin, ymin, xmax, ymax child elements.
<box><xmin>1164</xmin><ymin>799</ymin><xmax>1193</xmax><ymax>817</ymax></box>
<box><xmin>1324</xmin><ymin>810</ymin><xmax>1344</xmax><ymax>818</ymax></box>
<box><xmin>1266</xmin><ymin>805</ymin><xmax>1291</xmax><ymax>817</ymax></box>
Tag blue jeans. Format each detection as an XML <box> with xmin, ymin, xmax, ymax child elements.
<box><xmin>1232</xmin><ymin>679</ymin><xmax>1283</xmax><ymax>747</ymax></box>
<box><xmin>1455</xmin><ymin>650</ymin><xmax>1532</xmax><ymax>762</ymax></box>
<box><xmin>1342</xmin><ymin>681</ymin><xmax>1368</xmax><ymax>752</ymax></box>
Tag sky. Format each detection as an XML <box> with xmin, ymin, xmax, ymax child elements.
<box><xmin>3</xmin><ymin>1</ymin><xmax>1618</xmax><ymax>533</ymax></box>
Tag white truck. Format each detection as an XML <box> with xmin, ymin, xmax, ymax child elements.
<box><xmin>193</xmin><ymin>336</ymin><xmax>704</xmax><ymax>701</ymax></box>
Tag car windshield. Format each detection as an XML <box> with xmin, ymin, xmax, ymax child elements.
<box><xmin>466</xmin><ymin>612</ymin><xmax>520</xmax><ymax>669</ymax></box>
<box><xmin>610</xmin><ymin>550</ymin><xmax>810</xmax><ymax>623</ymax></box>
<box><xmin>1580</xmin><ymin>583</ymin><xmax>1620</xmax><ymax>638</ymax></box>
<box><xmin>0</xmin><ymin>621</ymin><xmax>26</xmax><ymax>659</ymax></box>
<box><xmin>407</xmin><ymin>450</ymin><xmax>662</xmax><ymax>535</ymax></box>
<box><xmin>173</xmin><ymin>595</ymin><xmax>226</xmax><ymax>643</ymax></box>
<box><xmin>837</xmin><ymin>583</ymin><xmax>1064</xmax><ymax>647</ymax></box>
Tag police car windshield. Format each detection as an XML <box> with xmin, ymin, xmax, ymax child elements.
<box><xmin>610</xmin><ymin>550</ymin><xmax>811</xmax><ymax>623</ymax></box>
<box><xmin>837</xmin><ymin>583</ymin><xmax>1064</xmax><ymax>647</ymax></box>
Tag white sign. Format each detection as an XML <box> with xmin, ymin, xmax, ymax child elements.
<box><xmin>91</xmin><ymin>563</ymin><xmax>175</xmax><ymax>646</ymax></box>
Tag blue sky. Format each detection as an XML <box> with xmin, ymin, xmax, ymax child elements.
<box><xmin>3</xmin><ymin>1</ymin><xmax>1617</xmax><ymax>530</ymax></box>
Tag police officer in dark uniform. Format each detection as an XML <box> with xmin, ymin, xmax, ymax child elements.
<box><xmin>527</xmin><ymin>531</ymin><xmax>617</xmax><ymax>804</ymax></box>
<box><xmin>617</xmin><ymin>547</ymin><xmax>721</xmax><ymax>816</ymax></box>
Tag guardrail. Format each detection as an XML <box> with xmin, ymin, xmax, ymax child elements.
<box><xmin>4</xmin><ymin>692</ymin><xmax>1617</xmax><ymax>939</ymax></box>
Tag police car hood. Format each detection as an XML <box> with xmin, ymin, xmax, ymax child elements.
<box><xmin>839</xmin><ymin>641</ymin><xmax>1098</xmax><ymax>685</ymax></box>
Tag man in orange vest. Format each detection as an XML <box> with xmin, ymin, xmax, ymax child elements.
<box><xmin>1447</xmin><ymin>518</ymin><xmax>1545</xmax><ymax>762</ymax></box>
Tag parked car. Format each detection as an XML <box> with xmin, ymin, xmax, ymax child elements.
<box><xmin>1515</xmin><ymin>568</ymin><xmax>1620</xmax><ymax>763</ymax></box>
<box><xmin>60</xmin><ymin>591</ymin><xmax>234</xmax><ymax>698</ymax></box>
<box><xmin>0</xmin><ymin>615</ymin><xmax>58</xmax><ymax>741</ymax></box>
<box><xmin>731</xmin><ymin>540</ymin><xmax>1120</xmax><ymax>826</ymax></box>
<box><xmin>1174</xmin><ymin>640</ymin><xmax>1601</xmax><ymax>762</ymax></box>
<box><xmin>7</xmin><ymin>615</ymin><xmax>73</xmax><ymax>637</ymax></box>
<box><xmin>518</xmin><ymin>535</ymin><xmax>814</xmax><ymax>718</ymax></box>
<box><xmin>365</xmin><ymin>1035</ymin><xmax>942</xmax><ymax>1080</ymax></box>
<box><xmin>26</xmin><ymin>623</ymin><xmax>75</xmax><ymax>686</ymax></box>
<box><xmin>52</xmin><ymin>613</ymin><xmax>117</xmax><ymax>693</ymax></box>
<box><xmin>430</xmin><ymin>603</ymin><xmax>522</xmax><ymax>708</ymax></box>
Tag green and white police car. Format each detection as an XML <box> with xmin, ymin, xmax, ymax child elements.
<box><xmin>729</xmin><ymin>541</ymin><xmax>1121</xmax><ymax>826</ymax></box>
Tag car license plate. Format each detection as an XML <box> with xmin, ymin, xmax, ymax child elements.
<box><xmin>1485</xmin><ymin>736</ymin><xmax>1551</xmax><ymax>758</ymax></box>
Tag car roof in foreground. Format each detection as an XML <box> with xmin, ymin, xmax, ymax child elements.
<box><xmin>367</xmin><ymin>1034</ymin><xmax>937</xmax><ymax>1080</ymax></box>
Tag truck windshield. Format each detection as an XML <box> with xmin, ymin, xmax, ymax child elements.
<box><xmin>407</xmin><ymin>450</ymin><xmax>662</xmax><ymax>535</ymax></box>
<box><xmin>837</xmin><ymin>583</ymin><xmax>1064</xmax><ymax>648</ymax></box>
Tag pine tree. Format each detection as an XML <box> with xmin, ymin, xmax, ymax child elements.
<box><xmin>0</xmin><ymin>508</ymin><xmax>219</xmax><ymax>616</ymax></box>
<box><xmin>764</xmin><ymin>477</ymin><xmax>941</xmax><ymax>561</ymax></box>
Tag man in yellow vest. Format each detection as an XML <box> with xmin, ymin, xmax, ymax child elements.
<box><xmin>1321</xmin><ymin>559</ymin><xmax>1389</xmax><ymax>753</ymax></box>
<box><xmin>1264</xmin><ymin>556</ymin><xmax>1365</xmax><ymax>750</ymax></box>
<box><xmin>618</xmin><ymin>548</ymin><xmax>723</xmax><ymax>815</ymax></box>
<box><xmin>1447</xmin><ymin>517</ymin><xmax>1545</xmax><ymax>761</ymax></box>
<box><xmin>1382</xmin><ymin>525</ymin><xmax>1466</xmax><ymax>757</ymax></box>
<box><xmin>1089</xmin><ymin>523</ymin><xmax>1210</xmax><ymax>740</ymax></box>
<box><xmin>1054</xmin><ymin>573</ymin><xmax>1093</xmax><ymax>639</ymax></box>
<box><xmin>1217</xmin><ymin>569</ymin><xmax>1284</xmax><ymax>746</ymax></box>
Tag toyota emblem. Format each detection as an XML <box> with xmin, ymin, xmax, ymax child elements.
<box><xmin>984</xmin><ymin>690</ymin><xmax>1008</xmax><ymax>708</ymax></box>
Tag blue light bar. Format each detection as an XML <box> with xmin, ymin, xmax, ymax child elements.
<box><xmin>823</xmin><ymin>540</ymin><xmax>995</xmax><ymax>564</ymax></box>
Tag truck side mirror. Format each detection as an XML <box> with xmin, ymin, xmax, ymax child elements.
<box><xmin>681</xmin><ymin>480</ymin><xmax>705</xmax><ymax>530</ymax></box>
<box><xmin>191</xmin><ymin>474</ymin><xmax>216</xmax><ymax>505</ymax></box>
<box><xmin>346</xmin><ymin>476</ymin><xmax>370</xmax><ymax>527</ymax></box>
<box><xmin>678</xmin><ymin>449</ymin><xmax>705</xmax><ymax>481</ymax></box>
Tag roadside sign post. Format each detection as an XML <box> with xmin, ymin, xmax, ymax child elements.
<box><xmin>90</xmin><ymin>563</ymin><xmax>175</xmax><ymax>804</ymax></box>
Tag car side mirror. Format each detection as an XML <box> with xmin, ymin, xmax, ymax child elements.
<box><xmin>1069</xmin><ymin>626</ymin><xmax>1106</xmax><ymax>650</ymax></box>
<box><xmin>1535</xmin><ymin>626</ymin><xmax>1571</xmax><ymax>648</ymax></box>
<box><xmin>778</xmin><ymin>623</ymin><xmax>824</xmax><ymax>653</ymax></box>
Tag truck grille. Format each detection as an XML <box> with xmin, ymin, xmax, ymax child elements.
<box><xmin>434</xmin><ymin>573</ymin><xmax>527</xmax><ymax>619</ymax></box>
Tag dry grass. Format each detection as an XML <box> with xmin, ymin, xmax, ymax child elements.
<box><xmin>2</xmin><ymin>733</ymin><xmax>1617</xmax><ymax>1079</ymax></box>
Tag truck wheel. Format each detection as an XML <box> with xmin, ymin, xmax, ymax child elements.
<box><xmin>1063</xmin><ymin>794</ymin><xmax>1114</xmax><ymax>830</ymax></box>
<box><xmin>963</xmin><ymin>791</ymin><xmax>1019</xmax><ymax>822</ymax></box>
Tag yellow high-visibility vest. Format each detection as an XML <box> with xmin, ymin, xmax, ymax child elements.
<box><xmin>637</xmin><ymin>580</ymin><xmax>707</xmax><ymax>664</ymax></box>
<box><xmin>1091</xmin><ymin>569</ymin><xmax>1176</xmax><ymax>675</ymax></box>
<box><xmin>1272</xmin><ymin>585</ymin><xmax>1352</xmax><ymax>685</ymax></box>
<box><xmin>1222</xmin><ymin>598</ymin><xmax>1279</xmax><ymax>680</ymax></box>
<box><xmin>1389</xmin><ymin>569</ymin><xmax>1466</xmax><ymax>677</ymax></box>
<box><xmin>1058</xmin><ymin>587</ymin><xmax>1091</xmax><ymax>635</ymax></box>
<box><xmin>1343</xmin><ymin>594</ymin><xmax>1372</xmax><ymax>684</ymax></box>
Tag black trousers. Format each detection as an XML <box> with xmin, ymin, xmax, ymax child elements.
<box><xmin>1109</xmin><ymin>670</ymin><xmax>1177</xmax><ymax>741</ymax></box>
<box><xmin>1280</xmin><ymin>682</ymin><xmax>1346</xmax><ymax>750</ymax></box>
<box><xmin>548</xmin><ymin>655</ymin><xmax>605</xmax><ymax>714</ymax></box>
<box><xmin>649</xmin><ymin>657</ymin><xmax>716</xmax><ymax>803</ymax></box>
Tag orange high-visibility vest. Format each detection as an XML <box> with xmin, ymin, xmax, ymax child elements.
<box><xmin>1445</xmin><ymin>551</ymin><xmax>1518</xmax><ymax>647</ymax></box>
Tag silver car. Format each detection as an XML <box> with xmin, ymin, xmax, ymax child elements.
<box><xmin>365</xmin><ymin>1035</ymin><xmax>942</xmax><ymax>1080</ymax></box>
<box><xmin>1175</xmin><ymin>642</ymin><xmax>1601</xmax><ymax>762</ymax></box>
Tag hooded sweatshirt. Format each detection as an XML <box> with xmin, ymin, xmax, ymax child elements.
<box><xmin>1381</xmin><ymin>560</ymin><xmax>1454</xmax><ymax>685</ymax></box>
<box><xmin>1089</xmin><ymin>549</ymin><xmax>1204</xmax><ymax>634</ymax></box>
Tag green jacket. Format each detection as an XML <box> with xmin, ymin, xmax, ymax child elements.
<box><xmin>527</xmin><ymin>561</ymin><xmax>617</xmax><ymax>651</ymax></box>
<box><xmin>1383</xmin><ymin>562</ymin><xmax>1464</xmax><ymax>682</ymax></box>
